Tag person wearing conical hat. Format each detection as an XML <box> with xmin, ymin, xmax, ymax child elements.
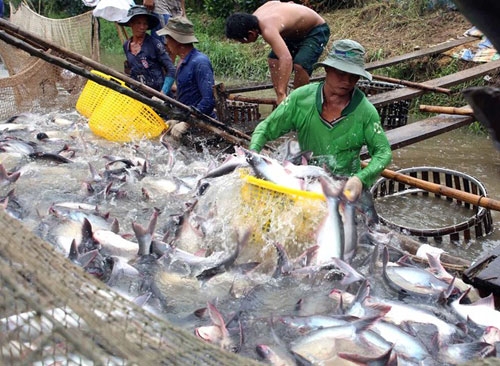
<box><xmin>119</xmin><ymin>5</ymin><xmax>176</xmax><ymax>94</ymax></box>
<box><xmin>250</xmin><ymin>40</ymin><xmax>392</xmax><ymax>203</ymax></box>
<box><xmin>156</xmin><ymin>16</ymin><xmax>217</xmax><ymax>139</ymax></box>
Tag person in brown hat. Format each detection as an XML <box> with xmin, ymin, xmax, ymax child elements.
<box><xmin>250</xmin><ymin>39</ymin><xmax>392</xmax><ymax>204</ymax></box>
<box><xmin>119</xmin><ymin>5</ymin><xmax>176</xmax><ymax>94</ymax></box>
<box><xmin>156</xmin><ymin>16</ymin><xmax>217</xmax><ymax>139</ymax></box>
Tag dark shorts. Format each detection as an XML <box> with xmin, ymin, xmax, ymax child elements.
<box><xmin>269</xmin><ymin>23</ymin><xmax>331</xmax><ymax>75</ymax></box>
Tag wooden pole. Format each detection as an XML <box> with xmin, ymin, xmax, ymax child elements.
<box><xmin>0</xmin><ymin>29</ymin><xmax>250</xmax><ymax>147</ymax></box>
<box><xmin>419</xmin><ymin>104</ymin><xmax>474</xmax><ymax>115</ymax></box>
<box><xmin>0</xmin><ymin>18</ymin><xmax>260</xmax><ymax>147</ymax></box>
<box><xmin>114</xmin><ymin>23</ymin><xmax>129</xmax><ymax>45</ymax></box>
<box><xmin>362</xmin><ymin>161</ymin><xmax>500</xmax><ymax>212</ymax></box>
<box><xmin>227</xmin><ymin>94</ymin><xmax>277</xmax><ymax>106</ymax></box>
<box><xmin>372</xmin><ymin>74</ymin><xmax>452</xmax><ymax>94</ymax></box>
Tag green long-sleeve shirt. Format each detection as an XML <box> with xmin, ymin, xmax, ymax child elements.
<box><xmin>249</xmin><ymin>82</ymin><xmax>392</xmax><ymax>187</ymax></box>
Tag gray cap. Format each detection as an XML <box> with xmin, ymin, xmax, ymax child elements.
<box><xmin>314</xmin><ymin>39</ymin><xmax>372</xmax><ymax>81</ymax></box>
<box><xmin>157</xmin><ymin>16</ymin><xmax>198</xmax><ymax>44</ymax></box>
<box><xmin>118</xmin><ymin>6</ymin><xmax>159</xmax><ymax>30</ymax></box>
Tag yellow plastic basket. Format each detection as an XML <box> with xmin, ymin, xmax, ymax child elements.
<box><xmin>88</xmin><ymin>90</ymin><xmax>167</xmax><ymax>142</ymax></box>
<box><xmin>76</xmin><ymin>70</ymin><xmax>127</xmax><ymax>118</ymax></box>
<box><xmin>237</xmin><ymin>172</ymin><xmax>327</xmax><ymax>258</ymax></box>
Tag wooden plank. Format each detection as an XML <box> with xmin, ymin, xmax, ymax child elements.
<box><xmin>224</xmin><ymin>37</ymin><xmax>478</xmax><ymax>94</ymax></box>
<box><xmin>364</xmin><ymin>37</ymin><xmax>477</xmax><ymax>70</ymax></box>
<box><xmin>360</xmin><ymin>113</ymin><xmax>474</xmax><ymax>159</ymax></box>
<box><xmin>368</xmin><ymin>59</ymin><xmax>500</xmax><ymax>107</ymax></box>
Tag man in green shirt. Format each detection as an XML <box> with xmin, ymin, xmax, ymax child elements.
<box><xmin>249</xmin><ymin>39</ymin><xmax>392</xmax><ymax>202</ymax></box>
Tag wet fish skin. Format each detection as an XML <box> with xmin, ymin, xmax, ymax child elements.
<box><xmin>329</xmin><ymin>284</ymin><xmax>463</xmax><ymax>343</ymax></box>
<box><xmin>382</xmin><ymin>246</ymin><xmax>451</xmax><ymax>298</ymax></box>
<box><xmin>196</xmin><ymin>229</ymin><xmax>250</xmax><ymax>282</ymax></box>
<box><xmin>255</xmin><ymin>344</ymin><xmax>298</xmax><ymax>366</ymax></box>
<box><xmin>451</xmin><ymin>289</ymin><xmax>500</xmax><ymax>329</ymax></box>
<box><xmin>240</xmin><ymin>147</ymin><xmax>304</xmax><ymax>190</ymax></box>
<box><xmin>438</xmin><ymin>341</ymin><xmax>496</xmax><ymax>364</ymax></box>
<box><xmin>199</xmin><ymin>153</ymin><xmax>247</xmax><ymax>181</ymax></box>
<box><xmin>195</xmin><ymin>301</ymin><xmax>235</xmax><ymax>351</ymax></box>
<box><xmin>315</xmin><ymin>177</ymin><xmax>345</xmax><ymax>263</ymax></box>
<box><xmin>369</xmin><ymin>319</ymin><xmax>431</xmax><ymax>363</ymax></box>
<box><xmin>341</xmin><ymin>198</ymin><xmax>357</xmax><ymax>263</ymax></box>
<box><xmin>131</xmin><ymin>209</ymin><xmax>159</xmax><ymax>256</ymax></box>
<box><xmin>290</xmin><ymin>316</ymin><xmax>391</xmax><ymax>365</ymax></box>
<box><xmin>0</xmin><ymin>163</ymin><xmax>21</xmax><ymax>185</ymax></box>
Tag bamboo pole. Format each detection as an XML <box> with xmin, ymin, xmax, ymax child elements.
<box><xmin>419</xmin><ymin>104</ymin><xmax>474</xmax><ymax>115</ymax></box>
<box><xmin>372</xmin><ymin>74</ymin><xmax>452</xmax><ymax>94</ymax></box>
<box><xmin>0</xmin><ymin>30</ymin><xmax>250</xmax><ymax>146</ymax></box>
<box><xmin>362</xmin><ymin>161</ymin><xmax>500</xmax><ymax>212</ymax></box>
<box><xmin>0</xmin><ymin>18</ymin><xmax>262</xmax><ymax>148</ymax></box>
<box><xmin>227</xmin><ymin>94</ymin><xmax>277</xmax><ymax>105</ymax></box>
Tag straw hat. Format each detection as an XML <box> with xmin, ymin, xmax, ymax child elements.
<box><xmin>314</xmin><ymin>39</ymin><xmax>372</xmax><ymax>81</ymax></box>
<box><xmin>118</xmin><ymin>5</ymin><xmax>159</xmax><ymax>30</ymax></box>
<box><xmin>156</xmin><ymin>16</ymin><xmax>198</xmax><ymax>44</ymax></box>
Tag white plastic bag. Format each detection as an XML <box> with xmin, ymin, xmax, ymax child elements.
<box><xmin>93</xmin><ymin>0</ymin><xmax>135</xmax><ymax>22</ymax></box>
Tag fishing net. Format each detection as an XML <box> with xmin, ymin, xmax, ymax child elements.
<box><xmin>0</xmin><ymin>207</ymin><xmax>260</xmax><ymax>365</ymax></box>
<box><xmin>0</xmin><ymin>3</ymin><xmax>98</xmax><ymax>120</ymax></box>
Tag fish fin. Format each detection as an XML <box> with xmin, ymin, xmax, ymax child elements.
<box><xmin>472</xmin><ymin>292</ymin><xmax>496</xmax><ymax>308</ymax></box>
<box><xmin>68</xmin><ymin>239</ymin><xmax>79</xmax><ymax>261</ymax></box>
<box><xmin>338</xmin><ymin>345</ymin><xmax>394</xmax><ymax>365</ymax></box>
<box><xmin>110</xmin><ymin>218</ymin><xmax>120</xmax><ymax>234</ymax></box>
<box><xmin>133</xmin><ymin>292</ymin><xmax>152</xmax><ymax>307</ymax></box>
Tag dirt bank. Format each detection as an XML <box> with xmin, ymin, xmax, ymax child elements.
<box><xmin>323</xmin><ymin>2</ymin><xmax>472</xmax><ymax>61</ymax></box>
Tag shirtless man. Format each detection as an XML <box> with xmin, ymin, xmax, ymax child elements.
<box><xmin>225</xmin><ymin>1</ymin><xmax>330</xmax><ymax>104</ymax></box>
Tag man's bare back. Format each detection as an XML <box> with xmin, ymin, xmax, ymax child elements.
<box><xmin>253</xmin><ymin>1</ymin><xmax>325</xmax><ymax>40</ymax></box>
<box><xmin>225</xmin><ymin>1</ymin><xmax>329</xmax><ymax>104</ymax></box>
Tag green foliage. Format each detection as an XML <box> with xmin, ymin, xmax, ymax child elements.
<box><xmin>98</xmin><ymin>19</ymin><xmax>124</xmax><ymax>54</ymax></box>
<box><xmin>203</xmin><ymin>0</ymin><xmax>236</xmax><ymax>19</ymax></box>
<box><xmin>9</xmin><ymin>0</ymin><xmax>89</xmax><ymax>18</ymax></box>
<box><xmin>190</xmin><ymin>13</ymin><xmax>268</xmax><ymax>80</ymax></box>
<box><xmin>202</xmin><ymin>0</ymin><xmax>266</xmax><ymax>19</ymax></box>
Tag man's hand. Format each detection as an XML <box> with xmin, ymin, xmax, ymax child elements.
<box><xmin>343</xmin><ymin>176</ymin><xmax>363</xmax><ymax>202</ymax></box>
<box><xmin>169</xmin><ymin>121</ymin><xmax>189</xmax><ymax>139</ymax></box>
<box><xmin>143</xmin><ymin>0</ymin><xmax>155</xmax><ymax>12</ymax></box>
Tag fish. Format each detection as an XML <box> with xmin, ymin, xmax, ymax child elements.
<box><xmin>450</xmin><ymin>289</ymin><xmax>500</xmax><ymax>328</ymax></box>
<box><xmin>438</xmin><ymin>341</ymin><xmax>496</xmax><ymax>364</ymax></box>
<box><xmin>131</xmin><ymin>209</ymin><xmax>159</xmax><ymax>256</ymax></box>
<box><xmin>198</xmin><ymin>152</ymin><xmax>248</xmax><ymax>181</ymax></box>
<box><xmin>369</xmin><ymin>319</ymin><xmax>431</xmax><ymax>363</ymax></box>
<box><xmin>255</xmin><ymin>343</ymin><xmax>297</xmax><ymax>366</ymax></box>
<box><xmin>104</xmin><ymin>256</ymin><xmax>141</xmax><ymax>286</ymax></box>
<box><xmin>340</xmin><ymin>198</ymin><xmax>357</xmax><ymax>263</ymax></box>
<box><xmin>382</xmin><ymin>246</ymin><xmax>452</xmax><ymax>298</ymax></box>
<box><xmin>194</xmin><ymin>301</ymin><xmax>236</xmax><ymax>351</ymax></box>
<box><xmin>329</xmin><ymin>283</ymin><xmax>464</xmax><ymax>343</ymax></box>
<box><xmin>482</xmin><ymin>326</ymin><xmax>500</xmax><ymax>345</ymax></box>
<box><xmin>277</xmin><ymin>313</ymin><xmax>355</xmax><ymax>334</ymax></box>
<box><xmin>0</xmin><ymin>163</ymin><xmax>21</xmax><ymax>185</ymax></box>
<box><xmin>195</xmin><ymin>230</ymin><xmax>247</xmax><ymax>282</ymax></box>
<box><xmin>289</xmin><ymin>316</ymin><xmax>392</xmax><ymax>365</ymax></box>
<box><xmin>240</xmin><ymin>147</ymin><xmax>304</xmax><ymax>190</ymax></box>
<box><xmin>315</xmin><ymin>176</ymin><xmax>345</xmax><ymax>263</ymax></box>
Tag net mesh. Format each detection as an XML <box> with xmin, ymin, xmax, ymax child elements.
<box><xmin>0</xmin><ymin>4</ymin><xmax>257</xmax><ymax>365</ymax></box>
<box><xmin>0</xmin><ymin>205</ymin><xmax>259</xmax><ymax>365</ymax></box>
<box><xmin>0</xmin><ymin>3</ymin><xmax>98</xmax><ymax>120</ymax></box>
